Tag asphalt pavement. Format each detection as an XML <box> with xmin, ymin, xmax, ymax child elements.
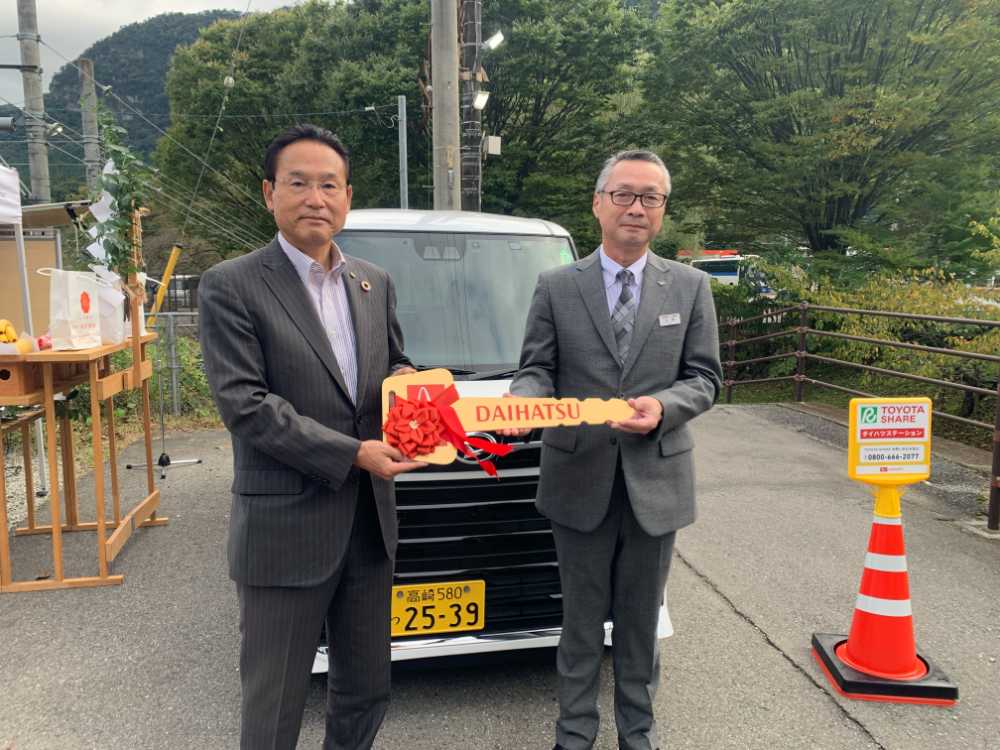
<box><xmin>1</xmin><ymin>404</ymin><xmax>998</xmax><ymax>749</ymax></box>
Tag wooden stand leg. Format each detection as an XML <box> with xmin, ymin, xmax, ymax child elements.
<box><xmin>140</xmin><ymin>344</ymin><xmax>156</xmax><ymax>499</ymax></box>
<box><xmin>59</xmin><ymin>411</ymin><xmax>79</xmax><ymax>528</ymax></box>
<box><xmin>105</xmin><ymin>398</ymin><xmax>122</xmax><ymax>525</ymax></box>
<box><xmin>42</xmin><ymin>365</ymin><xmax>64</xmax><ymax>581</ymax></box>
<box><xmin>20</xmin><ymin>423</ymin><xmax>35</xmax><ymax>530</ymax></box>
<box><xmin>0</xmin><ymin>431</ymin><xmax>12</xmax><ymax>588</ymax></box>
<box><xmin>89</xmin><ymin>360</ymin><xmax>108</xmax><ymax>578</ymax></box>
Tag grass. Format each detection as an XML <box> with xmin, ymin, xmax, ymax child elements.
<box><xmin>63</xmin><ymin>412</ymin><xmax>223</xmax><ymax>476</ymax></box>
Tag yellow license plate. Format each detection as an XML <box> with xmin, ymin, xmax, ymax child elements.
<box><xmin>390</xmin><ymin>580</ymin><xmax>485</xmax><ymax>637</ymax></box>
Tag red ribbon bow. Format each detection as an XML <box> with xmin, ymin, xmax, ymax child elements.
<box><xmin>429</xmin><ymin>385</ymin><xmax>513</xmax><ymax>478</ymax></box>
<box><xmin>383</xmin><ymin>385</ymin><xmax>513</xmax><ymax>478</ymax></box>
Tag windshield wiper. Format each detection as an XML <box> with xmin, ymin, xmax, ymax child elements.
<box><xmin>465</xmin><ymin>367</ymin><xmax>519</xmax><ymax>381</ymax></box>
<box><xmin>416</xmin><ymin>365</ymin><xmax>477</xmax><ymax>375</ymax></box>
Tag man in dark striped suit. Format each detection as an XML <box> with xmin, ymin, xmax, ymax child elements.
<box><xmin>200</xmin><ymin>124</ymin><xmax>423</xmax><ymax>749</ymax></box>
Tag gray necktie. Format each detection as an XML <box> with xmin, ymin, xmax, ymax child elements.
<box><xmin>612</xmin><ymin>269</ymin><xmax>637</xmax><ymax>364</ymax></box>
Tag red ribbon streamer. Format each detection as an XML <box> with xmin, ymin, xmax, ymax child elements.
<box><xmin>429</xmin><ymin>385</ymin><xmax>513</xmax><ymax>478</ymax></box>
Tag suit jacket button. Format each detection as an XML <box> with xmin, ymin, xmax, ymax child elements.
<box><xmin>610</xmin><ymin>437</ymin><xmax>618</xmax><ymax>446</ymax></box>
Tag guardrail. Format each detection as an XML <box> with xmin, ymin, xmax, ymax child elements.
<box><xmin>721</xmin><ymin>302</ymin><xmax>1000</xmax><ymax>531</ymax></box>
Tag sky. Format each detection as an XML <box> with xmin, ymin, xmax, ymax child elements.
<box><xmin>0</xmin><ymin>1</ymin><xmax>293</xmax><ymax>106</ymax></box>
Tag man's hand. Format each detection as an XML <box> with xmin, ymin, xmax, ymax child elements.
<box><xmin>355</xmin><ymin>440</ymin><xmax>426</xmax><ymax>479</ymax></box>
<box><xmin>393</xmin><ymin>366</ymin><xmax>417</xmax><ymax>376</ymax></box>
<box><xmin>496</xmin><ymin>392</ymin><xmax>532</xmax><ymax>438</ymax></box>
<box><xmin>607</xmin><ymin>396</ymin><xmax>663</xmax><ymax>435</ymax></box>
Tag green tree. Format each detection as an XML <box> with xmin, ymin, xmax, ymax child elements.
<box><xmin>481</xmin><ymin>0</ymin><xmax>647</xmax><ymax>252</ymax></box>
<box><xmin>156</xmin><ymin>0</ymin><xmax>431</xmax><ymax>251</ymax></box>
<box><xmin>642</xmin><ymin>0</ymin><xmax>1000</xmax><ymax>254</ymax></box>
<box><xmin>157</xmin><ymin>0</ymin><xmax>651</xmax><ymax>255</ymax></box>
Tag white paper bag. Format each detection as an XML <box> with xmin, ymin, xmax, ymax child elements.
<box><xmin>93</xmin><ymin>267</ymin><xmax>127</xmax><ymax>345</ymax></box>
<box><xmin>39</xmin><ymin>268</ymin><xmax>102</xmax><ymax>350</ymax></box>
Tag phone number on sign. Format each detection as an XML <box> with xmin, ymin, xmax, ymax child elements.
<box><xmin>860</xmin><ymin>446</ymin><xmax>925</xmax><ymax>464</ymax></box>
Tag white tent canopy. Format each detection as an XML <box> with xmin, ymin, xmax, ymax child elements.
<box><xmin>0</xmin><ymin>166</ymin><xmax>22</xmax><ymax>225</ymax></box>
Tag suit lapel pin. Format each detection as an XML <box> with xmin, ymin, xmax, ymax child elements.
<box><xmin>349</xmin><ymin>271</ymin><xmax>357</xmax><ymax>279</ymax></box>
<box><xmin>361</xmin><ymin>280</ymin><xmax>372</xmax><ymax>292</ymax></box>
<box><xmin>657</xmin><ymin>280</ymin><xmax>666</xmax><ymax>286</ymax></box>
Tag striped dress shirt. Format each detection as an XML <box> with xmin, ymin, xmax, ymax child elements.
<box><xmin>278</xmin><ymin>232</ymin><xmax>359</xmax><ymax>403</ymax></box>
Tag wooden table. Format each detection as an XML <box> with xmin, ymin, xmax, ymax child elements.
<box><xmin>0</xmin><ymin>333</ymin><xmax>167</xmax><ymax>593</ymax></box>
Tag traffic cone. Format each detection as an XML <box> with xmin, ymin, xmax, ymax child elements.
<box><xmin>812</xmin><ymin>486</ymin><xmax>958</xmax><ymax>706</ymax></box>
<box><xmin>835</xmin><ymin>505</ymin><xmax>925</xmax><ymax>680</ymax></box>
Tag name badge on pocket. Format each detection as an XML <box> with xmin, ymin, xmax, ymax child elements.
<box><xmin>658</xmin><ymin>313</ymin><xmax>681</xmax><ymax>327</ymax></box>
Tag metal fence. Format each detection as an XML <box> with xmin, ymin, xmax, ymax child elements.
<box><xmin>722</xmin><ymin>302</ymin><xmax>1000</xmax><ymax>532</ymax></box>
<box><xmin>147</xmin><ymin>311</ymin><xmax>201</xmax><ymax>417</ymax></box>
<box><xmin>147</xmin><ymin>275</ymin><xmax>200</xmax><ymax>314</ymax></box>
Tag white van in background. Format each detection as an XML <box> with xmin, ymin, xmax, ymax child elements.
<box><xmin>690</xmin><ymin>254</ymin><xmax>775</xmax><ymax>298</ymax></box>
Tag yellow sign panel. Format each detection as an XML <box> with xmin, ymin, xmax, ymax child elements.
<box><xmin>847</xmin><ymin>397</ymin><xmax>932</xmax><ymax>485</ymax></box>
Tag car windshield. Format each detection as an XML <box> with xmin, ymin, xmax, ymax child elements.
<box><xmin>336</xmin><ymin>230</ymin><xmax>574</xmax><ymax>370</ymax></box>
<box><xmin>692</xmin><ymin>259</ymin><xmax>740</xmax><ymax>274</ymax></box>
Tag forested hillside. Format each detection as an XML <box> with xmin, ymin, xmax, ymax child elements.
<box><xmin>0</xmin><ymin>10</ymin><xmax>238</xmax><ymax>200</ymax></box>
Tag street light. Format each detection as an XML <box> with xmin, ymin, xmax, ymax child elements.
<box><xmin>483</xmin><ymin>30</ymin><xmax>504</xmax><ymax>51</ymax></box>
<box><xmin>461</xmin><ymin>26</ymin><xmax>505</xmax><ymax>211</ymax></box>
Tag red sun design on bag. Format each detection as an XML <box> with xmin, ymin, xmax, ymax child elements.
<box><xmin>80</xmin><ymin>291</ymin><xmax>91</xmax><ymax>314</ymax></box>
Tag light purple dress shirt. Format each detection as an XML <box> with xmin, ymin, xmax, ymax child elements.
<box><xmin>278</xmin><ymin>232</ymin><xmax>359</xmax><ymax>403</ymax></box>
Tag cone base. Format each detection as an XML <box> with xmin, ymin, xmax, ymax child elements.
<box><xmin>812</xmin><ymin>633</ymin><xmax>958</xmax><ymax>706</ymax></box>
<box><xmin>835</xmin><ymin>640</ymin><xmax>927</xmax><ymax>681</ymax></box>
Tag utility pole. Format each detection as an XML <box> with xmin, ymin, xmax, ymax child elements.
<box><xmin>431</xmin><ymin>0</ymin><xmax>461</xmax><ymax>210</ymax></box>
<box><xmin>460</xmin><ymin>0</ymin><xmax>482</xmax><ymax>211</ymax></box>
<box><xmin>79</xmin><ymin>58</ymin><xmax>101</xmax><ymax>194</ymax></box>
<box><xmin>397</xmin><ymin>95</ymin><xmax>409</xmax><ymax>210</ymax></box>
<box><xmin>17</xmin><ymin>0</ymin><xmax>51</xmax><ymax>203</ymax></box>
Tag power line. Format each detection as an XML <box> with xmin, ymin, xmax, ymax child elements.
<box><xmin>171</xmin><ymin>105</ymin><xmax>400</xmax><ymax>119</ymax></box>
<box><xmin>40</xmin><ymin>134</ymin><xmax>270</xmax><ymax>252</ymax></box>
<box><xmin>182</xmin><ymin>0</ymin><xmax>255</xmax><ymax>241</ymax></box>
<box><xmin>138</xmin><ymin>164</ymin><xmax>271</xmax><ymax>244</ymax></box>
<box><xmin>1</xmin><ymin>93</ymin><xmax>270</xmax><ymax>243</ymax></box>
<box><xmin>0</xmin><ymin>162</ymin><xmax>84</xmax><ymax>167</ymax></box>
<box><xmin>38</xmin><ymin>38</ymin><xmax>267</xmax><ymax>211</ymax></box>
<box><xmin>140</xmin><ymin>169</ymin><xmax>270</xmax><ymax>244</ymax></box>
<box><xmin>140</xmin><ymin>182</ymin><xmax>264</xmax><ymax>252</ymax></box>
<box><xmin>27</xmin><ymin>105</ymin><xmax>401</xmax><ymax>119</ymax></box>
<box><xmin>0</xmin><ymin>138</ymin><xmax>84</xmax><ymax>145</ymax></box>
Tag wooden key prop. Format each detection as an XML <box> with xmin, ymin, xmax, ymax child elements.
<box><xmin>382</xmin><ymin>369</ymin><xmax>632</xmax><ymax>474</ymax></box>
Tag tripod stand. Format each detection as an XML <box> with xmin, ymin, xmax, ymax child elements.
<box><xmin>126</xmin><ymin>316</ymin><xmax>201</xmax><ymax>479</ymax></box>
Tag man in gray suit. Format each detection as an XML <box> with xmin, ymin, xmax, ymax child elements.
<box><xmin>508</xmin><ymin>150</ymin><xmax>722</xmax><ymax>750</ymax></box>
<box><xmin>199</xmin><ymin>124</ymin><xmax>423</xmax><ymax>750</ymax></box>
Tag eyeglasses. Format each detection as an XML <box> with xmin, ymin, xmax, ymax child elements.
<box><xmin>599</xmin><ymin>190</ymin><xmax>668</xmax><ymax>209</ymax></box>
<box><xmin>274</xmin><ymin>177</ymin><xmax>343</xmax><ymax>196</ymax></box>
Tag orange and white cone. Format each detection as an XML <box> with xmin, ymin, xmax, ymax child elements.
<box><xmin>812</xmin><ymin>485</ymin><xmax>958</xmax><ymax>705</ymax></box>
<box><xmin>835</xmin><ymin>508</ymin><xmax>926</xmax><ymax>680</ymax></box>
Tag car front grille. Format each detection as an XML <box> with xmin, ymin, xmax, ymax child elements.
<box><xmin>393</xmin><ymin>441</ymin><xmax>562</xmax><ymax>636</ymax></box>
